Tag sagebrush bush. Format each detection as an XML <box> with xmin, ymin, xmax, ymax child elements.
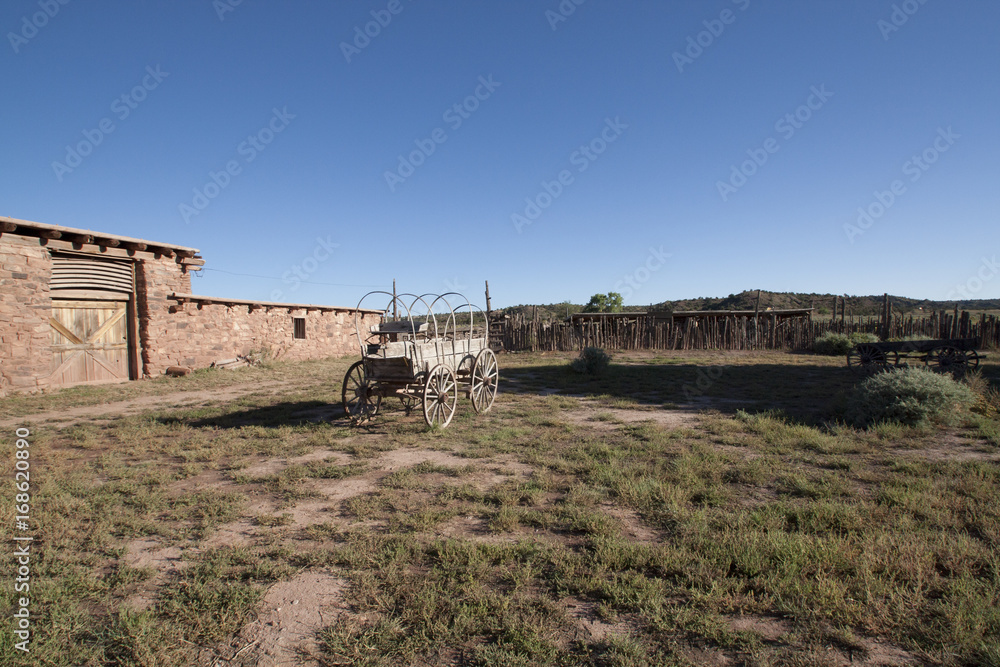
<box><xmin>813</xmin><ymin>332</ymin><xmax>853</xmax><ymax>356</ymax></box>
<box><xmin>571</xmin><ymin>347</ymin><xmax>611</xmax><ymax>375</ymax></box>
<box><xmin>848</xmin><ymin>332</ymin><xmax>879</xmax><ymax>344</ymax></box>
<box><xmin>845</xmin><ymin>366</ymin><xmax>976</xmax><ymax>428</ymax></box>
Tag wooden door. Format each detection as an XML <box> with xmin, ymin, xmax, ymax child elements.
<box><xmin>50</xmin><ymin>300</ymin><xmax>131</xmax><ymax>387</ymax></box>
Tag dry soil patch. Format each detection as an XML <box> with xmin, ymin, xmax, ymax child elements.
<box><xmin>232</xmin><ymin>571</ymin><xmax>348</xmax><ymax>666</ymax></box>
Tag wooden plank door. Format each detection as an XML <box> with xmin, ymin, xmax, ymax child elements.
<box><xmin>50</xmin><ymin>300</ymin><xmax>131</xmax><ymax>387</ymax></box>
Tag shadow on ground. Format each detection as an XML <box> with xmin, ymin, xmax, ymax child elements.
<box><xmin>500</xmin><ymin>362</ymin><xmax>858</xmax><ymax>424</ymax></box>
<box><xmin>156</xmin><ymin>400</ymin><xmax>348</xmax><ymax>429</ymax></box>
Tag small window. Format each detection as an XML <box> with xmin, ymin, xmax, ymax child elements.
<box><xmin>293</xmin><ymin>317</ymin><xmax>306</xmax><ymax>339</ymax></box>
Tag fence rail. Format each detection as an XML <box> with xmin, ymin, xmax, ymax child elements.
<box><xmin>493</xmin><ymin>311</ymin><xmax>1000</xmax><ymax>353</ymax></box>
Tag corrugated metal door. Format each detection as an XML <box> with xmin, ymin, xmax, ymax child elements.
<box><xmin>50</xmin><ymin>254</ymin><xmax>134</xmax><ymax>295</ymax></box>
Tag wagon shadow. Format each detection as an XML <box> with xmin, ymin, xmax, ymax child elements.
<box><xmin>500</xmin><ymin>361</ymin><xmax>858</xmax><ymax>424</ymax></box>
<box><xmin>156</xmin><ymin>400</ymin><xmax>350</xmax><ymax>429</ymax></box>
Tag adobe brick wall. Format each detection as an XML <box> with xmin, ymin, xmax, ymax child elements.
<box><xmin>0</xmin><ymin>235</ymin><xmax>53</xmax><ymax>395</ymax></box>
<box><xmin>145</xmin><ymin>301</ymin><xmax>379</xmax><ymax>373</ymax></box>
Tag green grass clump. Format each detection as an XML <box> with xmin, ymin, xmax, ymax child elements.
<box><xmin>846</xmin><ymin>367</ymin><xmax>976</xmax><ymax>428</ymax></box>
<box><xmin>571</xmin><ymin>347</ymin><xmax>611</xmax><ymax>375</ymax></box>
<box><xmin>813</xmin><ymin>332</ymin><xmax>853</xmax><ymax>356</ymax></box>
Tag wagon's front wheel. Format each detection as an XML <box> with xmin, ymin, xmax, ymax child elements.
<box><xmin>342</xmin><ymin>360</ymin><xmax>381</xmax><ymax>423</ymax></box>
<box><xmin>471</xmin><ymin>348</ymin><xmax>499</xmax><ymax>414</ymax></box>
<box><xmin>423</xmin><ymin>364</ymin><xmax>458</xmax><ymax>428</ymax></box>
<box><xmin>847</xmin><ymin>345</ymin><xmax>892</xmax><ymax>373</ymax></box>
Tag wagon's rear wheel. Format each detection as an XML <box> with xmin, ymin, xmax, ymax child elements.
<box><xmin>342</xmin><ymin>360</ymin><xmax>381</xmax><ymax>423</ymax></box>
<box><xmin>423</xmin><ymin>364</ymin><xmax>458</xmax><ymax>428</ymax></box>
<box><xmin>926</xmin><ymin>346</ymin><xmax>967</xmax><ymax>374</ymax></box>
<box><xmin>965</xmin><ymin>349</ymin><xmax>981</xmax><ymax>371</ymax></box>
<box><xmin>471</xmin><ymin>348</ymin><xmax>499</xmax><ymax>414</ymax></box>
<box><xmin>847</xmin><ymin>345</ymin><xmax>894</xmax><ymax>373</ymax></box>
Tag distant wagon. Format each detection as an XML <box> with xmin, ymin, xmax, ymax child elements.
<box><xmin>847</xmin><ymin>337</ymin><xmax>983</xmax><ymax>374</ymax></box>
<box><xmin>342</xmin><ymin>291</ymin><xmax>499</xmax><ymax>428</ymax></box>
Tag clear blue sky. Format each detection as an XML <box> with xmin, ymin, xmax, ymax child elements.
<box><xmin>3</xmin><ymin>0</ymin><xmax>998</xmax><ymax>308</ymax></box>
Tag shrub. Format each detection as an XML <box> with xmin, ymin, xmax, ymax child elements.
<box><xmin>571</xmin><ymin>347</ymin><xmax>611</xmax><ymax>375</ymax></box>
<box><xmin>813</xmin><ymin>332</ymin><xmax>853</xmax><ymax>356</ymax></box>
<box><xmin>966</xmin><ymin>371</ymin><xmax>1000</xmax><ymax>420</ymax></box>
<box><xmin>845</xmin><ymin>366</ymin><xmax>976</xmax><ymax>428</ymax></box>
<box><xmin>848</xmin><ymin>332</ymin><xmax>879</xmax><ymax>344</ymax></box>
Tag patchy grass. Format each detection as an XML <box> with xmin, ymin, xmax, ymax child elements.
<box><xmin>1</xmin><ymin>350</ymin><xmax>998</xmax><ymax>665</ymax></box>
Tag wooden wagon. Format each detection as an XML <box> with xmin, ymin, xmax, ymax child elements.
<box><xmin>342</xmin><ymin>291</ymin><xmax>498</xmax><ymax>428</ymax></box>
<box><xmin>847</xmin><ymin>337</ymin><xmax>982</xmax><ymax>374</ymax></box>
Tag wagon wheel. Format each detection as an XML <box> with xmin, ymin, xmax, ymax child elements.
<box><xmin>846</xmin><ymin>345</ymin><xmax>894</xmax><ymax>373</ymax></box>
<box><xmin>926</xmin><ymin>346</ymin><xmax>967</xmax><ymax>374</ymax></box>
<box><xmin>965</xmin><ymin>349</ymin><xmax>980</xmax><ymax>371</ymax></box>
<box><xmin>399</xmin><ymin>393</ymin><xmax>419</xmax><ymax>414</ymax></box>
<box><xmin>456</xmin><ymin>354</ymin><xmax>476</xmax><ymax>378</ymax></box>
<box><xmin>470</xmin><ymin>348</ymin><xmax>499</xmax><ymax>414</ymax></box>
<box><xmin>423</xmin><ymin>364</ymin><xmax>458</xmax><ymax>428</ymax></box>
<box><xmin>342</xmin><ymin>360</ymin><xmax>381</xmax><ymax>423</ymax></box>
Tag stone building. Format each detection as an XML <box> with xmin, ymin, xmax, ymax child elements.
<box><xmin>0</xmin><ymin>216</ymin><xmax>381</xmax><ymax>394</ymax></box>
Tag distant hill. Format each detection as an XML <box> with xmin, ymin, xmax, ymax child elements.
<box><xmin>495</xmin><ymin>291</ymin><xmax>1000</xmax><ymax>322</ymax></box>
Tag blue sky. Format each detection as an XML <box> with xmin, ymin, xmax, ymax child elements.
<box><xmin>2</xmin><ymin>0</ymin><xmax>998</xmax><ymax>309</ymax></box>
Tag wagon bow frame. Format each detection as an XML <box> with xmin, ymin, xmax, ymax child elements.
<box><xmin>341</xmin><ymin>290</ymin><xmax>498</xmax><ymax>428</ymax></box>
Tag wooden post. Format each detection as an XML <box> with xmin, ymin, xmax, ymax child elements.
<box><xmin>754</xmin><ymin>289</ymin><xmax>761</xmax><ymax>349</ymax></box>
<box><xmin>484</xmin><ymin>280</ymin><xmax>492</xmax><ymax>321</ymax></box>
<box><xmin>392</xmin><ymin>279</ymin><xmax>398</xmax><ymax>320</ymax></box>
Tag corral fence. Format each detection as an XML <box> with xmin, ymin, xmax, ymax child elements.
<box><xmin>493</xmin><ymin>310</ymin><xmax>1000</xmax><ymax>353</ymax></box>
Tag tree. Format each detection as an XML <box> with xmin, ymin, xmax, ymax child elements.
<box><xmin>583</xmin><ymin>292</ymin><xmax>624</xmax><ymax>313</ymax></box>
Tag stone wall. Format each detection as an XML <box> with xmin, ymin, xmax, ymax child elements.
<box><xmin>1</xmin><ymin>232</ymin><xmax>379</xmax><ymax>391</ymax></box>
<box><xmin>135</xmin><ymin>255</ymin><xmax>193</xmax><ymax>375</ymax></box>
<box><xmin>0</xmin><ymin>235</ymin><xmax>52</xmax><ymax>395</ymax></box>
<box><xmin>145</xmin><ymin>301</ymin><xmax>379</xmax><ymax>373</ymax></box>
